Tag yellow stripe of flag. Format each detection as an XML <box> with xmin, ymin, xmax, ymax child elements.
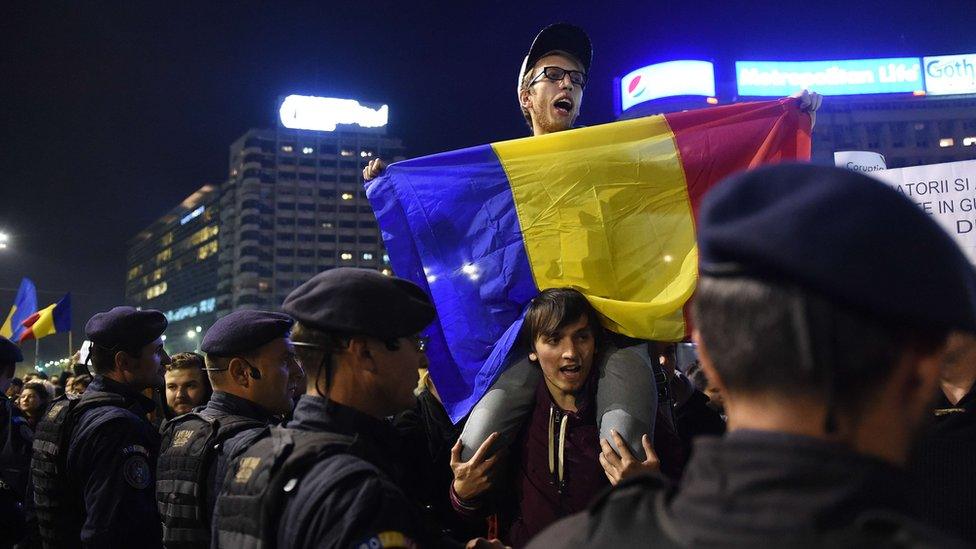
<box><xmin>492</xmin><ymin>114</ymin><xmax>696</xmax><ymax>340</ymax></box>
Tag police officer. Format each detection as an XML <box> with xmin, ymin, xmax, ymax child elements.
<box><xmin>31</xmin><ymin>306</ymin><xmax>170</xmax><ymax>548</ymax></box>
<box><xmin>528</xmin><ymin>164</ymin><xmax>976</xmax><ymax>547</ymax></box>
<box><xmin>156</xmin><ymin>310</ymin><xmax>300</xmax><ymax>548</ymax></box>
<box><xmin>0</xmin><ymin>336</ymin><xmax>31</xmax><ymax>547</ymax></box>
<box><xmin>213</xmin><ymin>268</ymin><xmax>478</xmax><ymax>548</ymax></box>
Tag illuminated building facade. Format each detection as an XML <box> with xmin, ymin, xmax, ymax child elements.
<box><xmin>127</xmin><ymin>97</ymin><xmax>407</xmax><ymax>338</ymax></box>
<box><xmin>125</xmin><ymin>184</ymin><xmax>219</xmax><ymax>352</ymax></box>
<box><xmin>215</xmin><ymin>96</ymin><xmax>405</xmax><ymax>314</ymax></box>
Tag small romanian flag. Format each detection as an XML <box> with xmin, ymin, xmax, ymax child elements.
<box><xmin>367</xmin><ymin>99</ymin><xmax>811</xmax><ymax>421</ymax></box>
<box><xmin>19</xmin><ymin>293</ymin><xmax>71</xmax><ymax>343</ymax></box>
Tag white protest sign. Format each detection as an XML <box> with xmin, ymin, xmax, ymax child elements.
<box><xmin>870</xmin><ymin>159</ymin><xmax>976</xmax><ymax>264</ymax></box>
<box><xmin>834</xmin><ymin>150</ymin><xmax>886</xmax><ymax>173</ymax></box>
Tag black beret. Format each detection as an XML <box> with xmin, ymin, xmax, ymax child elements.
<box><xmin>85</xmin><ymin>306</ymin><xmax>168</xmax><ymax>351</ymax></box>
<box><xmin>201</xmin><ymin>310</ymin><xmax>294</xmax><ymax>356</ymax></box>
<box><xmin>0</xmin><ymin>336</ymin><xmax>23</xmax><ymax>364</ymax></box>
<box><xmin>282</xmin><ymin>268</ymin><xmax>435</xmax><ymax>339</ymax></box>
<box><xmin>698</xmin><ymin>163</ymin><xmax>976</xmax><ymax>333</ymax></box>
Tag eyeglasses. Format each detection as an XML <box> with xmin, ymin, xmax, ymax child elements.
<box><xmin>528</xmin><ymin>66</ymin><xmax>587</xmax><ymax>88</ymax></box>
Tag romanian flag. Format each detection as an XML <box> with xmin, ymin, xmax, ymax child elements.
<box><xmin>367</xmin><ymin>99</ymin><xmax>811</xmax><ymax>422</ymax></box>
<box><xmin>1</xmin><ymin>278</ymin><xmax>38</xmax><ymax>342</ymax></box>
<box><xmin>19</xmin><ymin>293</ymin><xmax>71</xmax><ymax>343</ymax></box>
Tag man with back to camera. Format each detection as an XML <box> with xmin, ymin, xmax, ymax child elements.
<box><xmin>212</xmin><ymin>268</ymin><xmax>508</xmax><ymax>548</ymax></box>
<box><xmin>156</xmin><ymin>309</ymin><xmax>302</xmax><ymax>548</ymax></box>
<box><xmin>527</xmin><ymin>163</ymin><xmax>975</xmax><ymax>547</ymax></box>
<box><xmin>31</xmin><ymin>306</ymin><xmax>170</xmax><ymax>548</ymax></box>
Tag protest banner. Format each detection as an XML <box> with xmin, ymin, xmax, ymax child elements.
<box><xmin>871</xmin><ymin>159</ymin><xmax>976</xmax><ymax>263</ymax></box>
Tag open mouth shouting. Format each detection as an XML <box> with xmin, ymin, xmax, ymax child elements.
<box><xmin>553</xmin><ymin>95</ymin><xmax>574</xmax><ymax>116</ymax></box>
<box><xmin>558</xmin><ymin>362</ymin><xmax>583</xmax><ymax>381</ymax></box>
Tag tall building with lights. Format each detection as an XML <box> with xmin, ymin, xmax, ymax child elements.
<box><xmin>125</xmin><ymin>185</ymin><xmax>219</xmax><ymax>351</ymax></box>
<box><xmin>126</xmin><ymin>96</ymin><xmax>406</xmax><ymax>348</ymax></box>
<box><xmin>215</xmin><ymin>96</ymin><xmax>405</xmax><ymax>314</ymax></box>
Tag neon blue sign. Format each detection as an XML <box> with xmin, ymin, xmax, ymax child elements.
<box><xmin>619</xmin><ymin>60</ymin><xmax>715</xmax><ymax>111</ymax></box>
<box><xmin>736</xmin><ymin>58</ymin><xmax>922</xmax><ymax>96</ymax></box>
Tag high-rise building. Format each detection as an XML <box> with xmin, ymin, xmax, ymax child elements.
<box><xmin>125</xmin><ymin>184</ymin><xmax>220</xmax><ymax>352</ymax></box>
<box><xmin>215</xmin><ymin>97</ymin><xmax>405</xmax><ymax>314</ymax></box>
<box><xmin>127</xmin><ymin>96</ymin><xmax>406</xmax><ymax>343</ymax></box>
<box><xmin>810</xmin><ymin>95</ymin><xmax>976</xmax><ymax>168</ymax></box>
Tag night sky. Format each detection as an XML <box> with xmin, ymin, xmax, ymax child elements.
<box><xmin>3</xmin><ymin>1</ymin><xmax>975</xmax><ymax>361</ymax></box>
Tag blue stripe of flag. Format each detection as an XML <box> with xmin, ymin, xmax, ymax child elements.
<box><xmin>366</xmin><ymin>144</ymin><xmax>538</xmax><ymax>422</ymax></box>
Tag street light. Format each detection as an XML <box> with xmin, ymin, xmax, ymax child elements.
<box><xmin>0</xmin><ymin>232</ymin><xmax>8</xmax><ymax>249</ymax></box>
<box><xmin>186</xmin><ymin>330</ymin><xmax>197</xmax><ymax>339</ymax></box>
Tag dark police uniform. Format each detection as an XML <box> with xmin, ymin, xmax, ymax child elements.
<box><xmin>156</xmin><ymin>310</ymin><xmax>292</xmax><ymax>548</ymax></box>
<box><xmin>31</xmin><ymin>306</ymin><xmax>167</xmax><ymax>549</ymax></box>
<box><xmin>0</xmin><ymin>336</ymin><xmax>32</xmax><ymax>548</ymax></box>
<box><xmin>528</xmin><ymin>164</ymin><xmax>976</xmax><ymax>547</ymax></box>
<box><xmin>214</xmin><ymin>396</ymin><xmax>423</xmax><ymax>548</ymax></box>
<box><xmin>212</xmin><ymin>268</ymin><xmax>452</xmax><ymax>548</ymax></box>
<box><xmin>910</xmin><ymin>382</ymin><xmax>976</xmax><ymax>544</ymax></box>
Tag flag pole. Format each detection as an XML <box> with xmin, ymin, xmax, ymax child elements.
<box><xmin>34</xmin><ymin>338</ymin><xmax>40</xmax><ymax>370</ymax></box>
<box><xmin>68</xmin><ymin>331</ymin><xmax>73</xmax><ymax>361</ymax></box>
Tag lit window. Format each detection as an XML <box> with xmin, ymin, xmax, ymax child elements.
<box><xmin>360</xmin><ymin>150</ymin><xmax>374</xmax><ymax>158</ymax></box>
<box><xmin>964</xmin><ymin>137</ymin><xmax>976</xmax><ymax>147</ymax></box>
<box><xmin>939</xmin><ymin>138</ymin><xmax>954</xmax><ymax>148</ymax></box>
<box><xmin>340</xmin><ymin>149</ymin><xmax>354</xmax><ymax>157</ymax></box>
<box><xmin>302</xmin><ymin>146</ymin><xmax>314</xmax><ymax>154</ymax></box>
<box><xmin>340</xmin><ymin>252</ymin><xmax>353</xmax><ymax>261</ymax></box>
<box><xmin>152</xmin><ymin>268</ymin><xmax>165</xmax><ymax>281</ymax></box>
<box><xmin>281</xmin><ymin>145</ymin><xmax>294</xmax><ymax>153</ymax></box>
<box><xmin>381</xmin><ymin>268</ymin><xmax>392</xmax><ymax>276</ymax></box>
<box><xmin>321</xmin><ymin>222</ymin><xmax>334</xmax><ymax>229</ymax></box>
<box><xmin>362</xmin><ymin>253</ymin><xmax>374</xmax><ymax>260</ymax></box>
<box><xmin>146</xmin><ymin>282</ymin><xmax>167</xmax><ymax>300</ymax></box>
<box><xmin>258</xmin><ymin>281</ymin><xmax>270</xmax><ymax>292</ymax></box>
<box><xmin>341</xmin><ymin>192</ymin><xmax>354</xmax><ymax>200</ymax></box>
<box><xmin>914</xmin><ymin>123</ymin><xmax>926</xmax><ymax>131</ymax></box>
<box><xmin>197</xmin><ymin>240</ymin><xmax>218</xmax><ymax>260</ymax></box>
<box><xmin>382</xmin><ymin>253</ymin><xmax>389</xmax><ymax>263</ymax></box>
<box><xmin>127</xmin><ymin>266</ymin><xmax>143</xmax><ymax>281</ymax></box>
<box><xmin>161</xmin><ymin>232</ymin><xmax>174</xmax><ymax>246</ymax></box>
<box><xmin>156</xmin><ymin>248</ymin><xmax>172</xmax><ymax>264</ymax></box>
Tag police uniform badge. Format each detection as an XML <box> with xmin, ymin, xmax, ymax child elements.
<box><xmin>172</xmin><ymin>429</ymin><xmax>193</xmax><ymax>448</ymax></box>
<box><xmin>123</xmin><ymin>454</ymin><xmax>151</xmax><ymax>489</ymax></box>
<box><xmin>234</xmin><ymin>457</ymin><xmax>261</xmax><ymax>483</ymax></box>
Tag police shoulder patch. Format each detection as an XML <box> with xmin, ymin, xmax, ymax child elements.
<box><xmin>354</xmin><ymin>531</ymin><xmax>417</xmax><ymax>549</ymax></box>
<box><xmin>123</xmin><ymin>454</ymin><xmax>152</xmax><ymax>489</ymax></box>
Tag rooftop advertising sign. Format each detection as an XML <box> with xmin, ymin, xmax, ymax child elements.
<box><xmin>619</xmin><ymin>60</ymin><xmax>715</xmax><ymax>111</ymax></box>
<box><xmin>923</xmin><ymin>54</ymin><xmax>976</xmax><ymax>95</ymax></box>
<box><xmin>278</xmin><ymin>95</ymin><xmax>388</xmax><ymax>132</ymax></box>
<box><xmin>736</xmin><ymin>58</ymin><xmax>922</xmax><ymax>96</ymax></box>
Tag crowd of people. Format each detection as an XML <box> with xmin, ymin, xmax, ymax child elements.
<box><xmin>0</xmin><ymin>22</ymin><xmax>973</xmax><ymax>549</ymax></box>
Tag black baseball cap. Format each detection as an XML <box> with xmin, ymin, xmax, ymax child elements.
<box><xmin>517</xmin><ymin>23</ymin><xmax>592</xmax><ymax>96</ymax></box>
